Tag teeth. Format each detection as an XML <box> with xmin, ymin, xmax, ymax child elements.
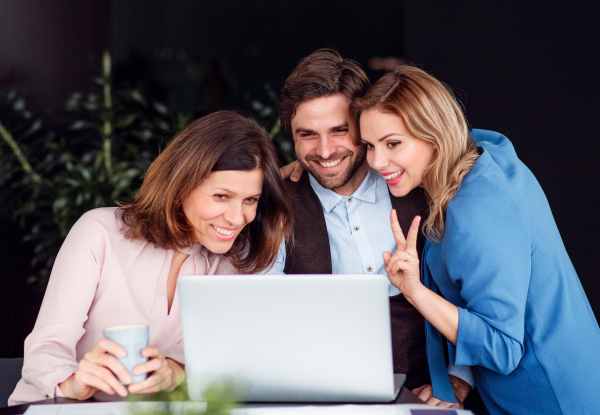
<box><xmin>318</xmin><ymin>158</ymin><xmax>343</xmax><ymax>168</ymax></box>
<box><xmin>384</xmin><ymin>170</ymin><xmax>404</xmax><ymax>181</ymax></box>
<box><xmin>212</xmin><ymin>225</ymin><xmax>235</xmax><ymax>236</ymax></box>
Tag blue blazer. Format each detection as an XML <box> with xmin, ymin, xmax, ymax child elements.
<box><xmin>423</xmin><ymin>130</ymin><xmax>600</xmax><ymax>414</ymax></box>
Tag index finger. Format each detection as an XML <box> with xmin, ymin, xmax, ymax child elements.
<box><xmin>406</xmin><ymin>215</ymin><xmax>422</xmax><ymax>253</ymax></box>
<box><xmin>96</xmin><ymin>338</ymin><xmax>127</xmax><ymax>359</ymax></box>
<box><xmin>390</xmin><ymin>209</ymin><xmax>406</xmax><ymax>246</ymax></box>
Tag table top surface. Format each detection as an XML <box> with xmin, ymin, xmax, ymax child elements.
<box><xmin>0</xmin><ymin>386</ymin><xmax>423</xmax><ymax>414</ymax></box>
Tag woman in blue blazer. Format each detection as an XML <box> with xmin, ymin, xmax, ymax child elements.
<box><xmin>350</xmin><ymin>65</ymin><xmax>600</xmax><ymax>414</ymax></box>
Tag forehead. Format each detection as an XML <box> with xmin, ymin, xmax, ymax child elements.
<box><xmin>291</xmin><ymin>94</ymin><xmax>350</xmax><ymax>132</ymax></box>
<box><xmin>199</xmin><ymin>169</ymin><xmax>264</xmax><ymax>194</ymax></box>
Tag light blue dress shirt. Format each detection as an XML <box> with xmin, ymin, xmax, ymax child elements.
<box><xmin>267</xmin><ymin>168</ymin><xmax>474</xmax><ymax>387</ymax></box>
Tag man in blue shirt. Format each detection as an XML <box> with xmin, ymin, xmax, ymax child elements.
<box><xmin>267</xmin><ymin>49</ymin><xmax>475</xmax><ymax>409</ymax></box>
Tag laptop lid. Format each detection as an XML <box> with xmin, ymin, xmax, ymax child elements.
<box><xmin>178</xmin><ymin>274</ymin><xmax>401</xmax><ymax>402</ymax></box>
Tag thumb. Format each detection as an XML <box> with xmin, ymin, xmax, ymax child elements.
<box><xmin>382</xmin><ymin>251</ymin><xmax>392</xmax><ymax>267</ymax></box>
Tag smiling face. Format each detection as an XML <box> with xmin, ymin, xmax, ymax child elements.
<box><xmin>359</xmin><ymin>109</ymin><xmax>435</xmax><ymax>197</ymax></box>
<box><xmin>292</xmin><ymin>94</ymin><xmax>368</xmax><ymax>195</ymax></box>
<box><xmin>181</xmin><ymin>169</ymin><xmax>263</xmax><ymax>254</ymax></box>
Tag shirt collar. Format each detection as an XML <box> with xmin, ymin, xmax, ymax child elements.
<box><xmin>308</xmin><ymin>168</ymin><xmax>379</xmax><ymax>212</ymax></box>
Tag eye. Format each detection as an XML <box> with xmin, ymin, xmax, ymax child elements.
<box><xmin>332</xmin><ymin>128</ymin><xmax>348</xmax><ymax>136</ymax></box>
<box><xmin>361</xmin><ymin>141</ymin><xmax>374</xmax><ymax>149</ymax></box>
<box><xmin>387</xmin><ymin>141</ymin><xmax>401</xmax><ymax>149</ymax></box>
<box><xmin>299</xmin><ymin>132</ymin><xmax>316</xmax><ymax>139</ymax></box>
<box><xmin>244</xmin><ymin>197</ymin><xmax>259</xmax><ymax>203</ymax></box>
<box><xmin>214</xmin><ymin>194</ymin><xmax>228</xmax><ymax>200</ymax></box>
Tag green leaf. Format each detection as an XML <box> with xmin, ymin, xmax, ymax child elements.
<box><xmin>152</xmin><ymin>102</ymin><xmax>169</xmax><ymax>115</ymax></box>
<box><xmin>53</xmin><ymin>197</ymin><xmax>68</xmax><ymax>212</ymax></box>
<box><xmin>102</xmin><ymin>50</ymin><xmax>112</xmax><ymax>78</ymax></box>
<box><xmin>115</xmin><ymin>113</ymin><xmax>137</xmax><ymax>129</ymax></box>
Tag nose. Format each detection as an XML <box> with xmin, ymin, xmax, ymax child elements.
<box><xmin>316</xmin><ymin>136</ymin><xmax>335</xmax><ymax>160</ymax></box>
<box><xmin>223</xmin><ymin>202</ymin><xmax>246</xmax><ymax>227</ymax></box>
<box><xmin>369</xmin><ymin>147</ymin><xmax>389</xmax><ymax>171</ymax></box>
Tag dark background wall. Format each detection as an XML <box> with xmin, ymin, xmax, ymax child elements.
<box><xmin>110</xmin><ymin>0</ymin><xmax>405</xmax><ymax>109</ymax></box>
<box><xmin>1</xmin><ymin>1</ymin><xmax>599</xmax><ymax>357</ymax></box>
<box><xmin>0</xmin><ymin>0</ymin><xmax>110</xmax><ymax>358</ymax></box>
<box><xmin>404</xmin><ymin>0</ymin><xmax>600</xmax><ymax>316</ymax></box>
<box><xmin>0</xmin><ymin>0</ymin><xmax>109</xmax><ymax>118</ymax></box>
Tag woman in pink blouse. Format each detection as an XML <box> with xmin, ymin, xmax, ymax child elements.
<box><xmin>9</xmin><ymin>111</ymin><xmax>293</xmax><ymax>405</ymax></box>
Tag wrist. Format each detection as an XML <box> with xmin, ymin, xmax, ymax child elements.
<box><xmin>449</xmin><ymin>374</ymin><xmax>472</xmax><ymax>404</ymax></box>
<box><xmin>166</xmin><ymin>358</ymin><xmax>186</xmax><ymax>387</ymax></box>
<box><xmin>58</xmin><ymin>374</ymin><xmax>75</xmax><ymax>398</ymax></box>
<box><xmin>403</xmin><ymin>282</ymin><xmax>429</xmax><ymax>306</ymax></box>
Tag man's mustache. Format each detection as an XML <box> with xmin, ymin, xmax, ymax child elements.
<box><xmin>304</xmin><ymin>151</ymin><xmax>352</xmax><ymax>163</ymax></box>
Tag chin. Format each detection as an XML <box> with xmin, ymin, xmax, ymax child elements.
<box><xmin>388</xmin><ymin>185</ymin><xmax>411</xmax><ymax>198</ymax></box>
<box><xmin>199</xmin><ymin>238</ymin><xmax>236</xmax><ymax>255</ymax></box>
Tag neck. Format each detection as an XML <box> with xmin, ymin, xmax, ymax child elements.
<box><xmin>332</xmin><ymin>160</ymin><xmax>370</xmax><ymax>196</ymax></box>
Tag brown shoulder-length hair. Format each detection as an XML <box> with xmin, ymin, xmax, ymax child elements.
<box><xmin>350</xmin><ymin>65</ymin><xmax>480</xmax><ymax>241</ymax></box>
<box><xmin>279</xmin><ymin>48</ymin><xmax>371</xmax><ymax>137</ymax></box>
<box><xmin>117</xmin><ymin>110</ymin><xmax>293</xmax><ymax>274</ymax></box>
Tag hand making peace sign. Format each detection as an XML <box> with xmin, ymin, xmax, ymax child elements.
<box><xmin>382</xmin><ymin>210</ymin><xmax>424</xmax><ymax>299</ymax></box>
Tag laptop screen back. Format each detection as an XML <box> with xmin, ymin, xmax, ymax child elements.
<box><xmin>178</xmin><ymin>274</ymin><xmax>395</xmax><ymax>402</ymax></box>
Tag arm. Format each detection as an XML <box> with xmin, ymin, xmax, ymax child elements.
<box><xmin>263</xmin><ymin>237</ymin><xmax>287</xmax><ymax>274</ymax></box>
<box><xmin>20</xmin><ymin>211</ymin><xmax>108</xmax><ymax>399</ymax></box>
<box><xmin>385</xmin><ymin>195</ymin><xmax>530</xmax><ymax>375</ymax></box>
<box><xmin>383</xmin><ymin>213</ymin><xmax>460</xmax><ymax>344</ymax></box>
<box><xmin>443</xmin><ymin>201</ymin><xmax>530</xmax><ymax>374</ymax></box>
<box><xmin>413</xmin><ymin>375</ymin><xmax>471</xmax><ymax>408</ymax></box>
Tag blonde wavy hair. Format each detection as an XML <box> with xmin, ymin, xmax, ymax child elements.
<box><xmin>350</xmin><ymin>65</ymin><xmax>480</xmax><ymax>241</ymax></box>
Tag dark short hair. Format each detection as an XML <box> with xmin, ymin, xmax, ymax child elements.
<box><xmin>118</xmin><ymin>111</ymin><xmax>293</xmax><ymax>274</ymax></box>
<box><xmin>279</xmin><ymin>48</ymin><xmax>371</xmax><ymax>137</ymax></box>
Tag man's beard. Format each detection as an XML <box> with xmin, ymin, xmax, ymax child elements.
<box><xmin>299</xmin><ymin>145</ymin><xmax>367</xmax><ymax>191</ymax></box>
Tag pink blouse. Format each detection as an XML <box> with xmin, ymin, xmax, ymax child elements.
<box><xmin>9</xmin><ymin>207</ymin><xmax>235</xmax><ymax>405</ymax></box>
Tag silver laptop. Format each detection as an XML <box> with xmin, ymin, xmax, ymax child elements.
<box><xmin>178</xmin><ymin>274</ymin><xmax>404</xmax><ymax>402</ymax></box>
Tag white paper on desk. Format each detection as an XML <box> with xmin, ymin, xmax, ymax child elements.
<box><xmin>233</xmin><ymin>404</ymin><xmax>474</xmax><ymax>415</ymax></box>
<box><xmin>24</xmin><ymin>401</ymin><xmax>207</xmax><ymax>415</ymax></box>
<box><xmin>24</xmin><ymin>402</ymin><xmax>473</xmax><ymax>415</ymax></box>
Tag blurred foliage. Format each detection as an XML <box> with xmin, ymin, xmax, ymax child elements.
<box><xmin>0</xmin><ymin>50</ymin><xmax>295</xmax><ymax>290</ymax></box>
<box><xmin>128</xmin><ymin>380</ymin><xmax>241</xmax><ymax>415</ymax></box>
<box><xmin>246</xmin><ymin>83</ymin><xmax>296</xmax><ymax>165</ymax></box>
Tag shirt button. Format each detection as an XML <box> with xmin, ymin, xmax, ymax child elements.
<box><xmin>348</xmin><ymin>197</ymin><xmax>353</xmax><ymax>203</ymax></box>
<box><xmin>353</xmin><ymin>226</ymin><xmax>360</xmax><ymax>231</ymax></box>
<box><xmin>367</xmin><ymin>266</ymin><xmax>373</xmax><ymax>272</ymax></box>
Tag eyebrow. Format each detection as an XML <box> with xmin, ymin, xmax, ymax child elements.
<box><xmin>214</xmin><ymin>188</ymin><xmax>262</xmax><ymax>197</ymax></box>
<box><xmin>294</xmin><ymin>122</ymin><xmax>349</xmax><ymax>135</ymax></box>
<box><xmin>330</xmin><ymin>122</ymin><xmax>349</xmax><ymax>132</ymax></box>
<box><xmin>364</xmin><ymin>133</ymin><xmax>403</xmax><ymax>143</ymax></box>
<box><xmin>294</xmin><ymin>127</ymin><xmax>315</xmax><ymax>135</ymax></box>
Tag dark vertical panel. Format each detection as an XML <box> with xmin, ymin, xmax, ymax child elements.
<box><xmin>404</xmin><ymin>1</ymin><xmax>600</xmax><ymax>315</ymax></box>
<box><xmin>0</xmin><ymin>0</ymin><xmax>110</xmax><ymax>357</ymax></box>
<box><xmin>0</xmin><ymin>0</ymin><xmax>110</xmax><ymax>115</ymax></box>
<box><xmin>110</xmin><ymin>0</ymin><xmax>405</xmax><ymax>102</ymax></box>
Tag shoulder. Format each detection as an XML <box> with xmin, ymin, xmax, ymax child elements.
<box><xmin>67</xmin><ymin>207</ymin><xmax>127</xmax><ymax>248</ymax></box>
<box><xmin>73</xmin><ymin>207</ymin><xmax>121</xmax><ymax>232</ymax></box>
<box><xmin>284</xmin><ymin>171</ymin><xmax>312</xmax><ymax>196</ymax></box>
<box><xmin>445</xmin><ymin>165</ymin><xmax>531</xmax><ymax>246</ymax></box>
<box><xmin>469</xmin><ymin>129</ymin><xmax>513</xmax><ymax>148</ymax></box>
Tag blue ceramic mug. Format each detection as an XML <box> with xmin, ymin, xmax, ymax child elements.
<box><xmin>103</xmin><ymin>324</ymin><xmax>149</xmax><ymax>384</ymax></box>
